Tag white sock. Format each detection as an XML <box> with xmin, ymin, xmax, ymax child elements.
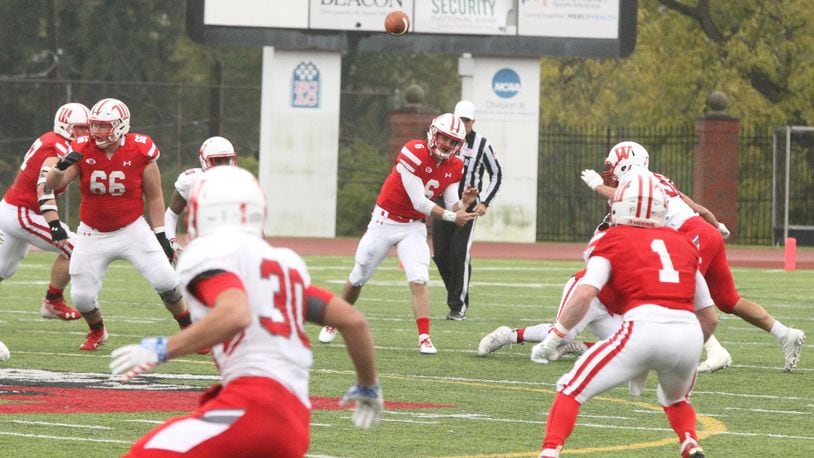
<box><xmin>704</xmin><ymin>334</ymin><xmax>725</xmax><ymax>353</ymax></box>
<box><xmin>522</xmin><ymin>323</ymin><xmax>552</xmax><ymax>343</ymax></box>
<box><xmin>770</xmin><ymin>321</ymin><xmax>789</xmax><ymax>341</ymax></box>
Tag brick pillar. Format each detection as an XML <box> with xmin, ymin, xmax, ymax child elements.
<box><xmin>387</xmin><ymin>106</ymin><xmax>434</xmax><ymax>161</ymax></box>
<box><xmin>693</xmin><ymin>112</ymin><xmax>740</xmax><ymax>241</ymax></box>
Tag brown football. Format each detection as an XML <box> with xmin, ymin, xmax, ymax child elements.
<box><xmin>384</xmin><ymin>10</ymin><xmax>410</xmax><ymax>36</ymax></box>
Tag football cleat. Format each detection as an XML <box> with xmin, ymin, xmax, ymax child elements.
<box><xmin>697</xmin><ymin>347</ymin><xmax>732</xmax><ymax>373</ymax></box>
<box><xmin>419</xmin><ymin>334</ymin><xmax>437</xmax><ymax>354</ymax></box>
<box><xmin>680</xmin><ymin>435</ymin><xmax>704</xmax><ymax>458</ymax></box>
<box><xmin>446</xmin><ymin>310</ymin><xmax>466</xmax><ymax>321</ymax></box>
<box><xmin>781</xmin><ymin>328</ymin><xmax>805</xmax><ymax>372</ymax></box>
<box><xmin>539</xmin><ymin>445</ymin><xmax>562</xmax><ymax>458</ymax></box>
<box><xmin>318</xmin><ymin>326</ymin><xmax>337</xmax><ymax>344</ymax></box>
<box><xmin>79</xmin><ymin>328</ymin><xmax>109</xmax><ymax>351</ymax></box>
<box><xmin>40</xmin><ymin>298</ymin><xmax>81</xmax><ymax>321</ymax></box>
<box><xmin>548</xmin><ymin>340</ymin><xmax>588</xmax><ymax>361</ymax></box>
<box><xmin>477</xmin><ymin>326</ymin><xmax>513</xmax><ymax>356</ymax></box>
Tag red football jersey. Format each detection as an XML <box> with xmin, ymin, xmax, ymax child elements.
<box><xmin>376</xmin><ymin>139</ymin><xmax>464</xmax><ymax>220</ymax></box>
<box><xmin>71</xmin><ymin>133</ymin><xmax>160</xmax><ymax>232</ymax></box>
<box><xmin>3</xmin><ymin>131</ymin><xmax>70</xmax><ymax>213</ymax></box>
<box><xmin>573</xmin><ymin>268</ymin><xmax>619</xmax><ymax>312</ymax></box>
<box><xmin>586</xmin><ymin>225</ymin><xmax>699</xmax><ymax>315</ymax></box>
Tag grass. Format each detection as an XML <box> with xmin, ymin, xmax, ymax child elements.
<box><xmin>0</xmin><ymin>251</ymin><xmax>812</xmax><ymax>457</ymax></box>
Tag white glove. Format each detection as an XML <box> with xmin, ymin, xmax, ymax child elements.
<box><xmin>340</xmin><ymin>383</ymin><xmax>383</xmax><ymax>430</ymax></box>
<box><xmin>110</xmin><ymin>337</ymin><xmax>168</xmax><ymax>382</ymax></box>
<box><xmin>530</xmin><ymin>332</ymin><xmax>564</xmax><ymax>364</ymax></box>
<box><xmin>717</xmin><ymin>222</ymin><xmax>730</xmax><ymax>240</ymax></box>
<box><xmin>580</xmin><ymin>169</ymin><xmax>603</xmax><ymax>191</ymax></box>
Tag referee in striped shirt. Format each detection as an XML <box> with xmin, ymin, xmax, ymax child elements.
<box><xmin>432</xmin><ymin>100</ymin><xmax>502</xmax><ymax>320</ymax></box>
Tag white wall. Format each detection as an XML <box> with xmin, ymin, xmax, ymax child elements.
<box><xmin>258</xmin><ymin>47</ymin><xmax>341</xmax><ymax>237</ymax></box>
<box><xmin>460</xmin><ymin>56</ymin><xmax>540</xmax><ymax>242</ymax></box>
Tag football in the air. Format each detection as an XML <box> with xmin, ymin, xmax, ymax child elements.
<box><xmin>384</xmin><ymin>10</ymin><xmax>410</xmax><ymax>36</ymax></box>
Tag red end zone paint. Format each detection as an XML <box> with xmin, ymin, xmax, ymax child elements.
<box><xmin>0</xmin><ymin>386</ymin><xmax>451</xmax><ymax>414</ymax></box>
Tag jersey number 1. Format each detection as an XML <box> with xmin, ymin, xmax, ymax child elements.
<box><xmin>650</xmin><ymin>239</ymin><xmax>679</xmax><ymax>283</ymax></box>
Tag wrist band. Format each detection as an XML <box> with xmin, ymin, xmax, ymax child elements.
<box><xmin>442</xmin><ymin>210</ymin><xmax>456</xmax><ymax>222</ymax></box>
<box><xmin>153</xmin><ymin>226</ymin><xmax>165</xmax><ymax>234</ymax></box>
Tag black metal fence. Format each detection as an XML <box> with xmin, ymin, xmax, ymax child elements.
<box><xmin>536</xmin><ymin>124</ymin><xmax>775</xmax><ymax>245</ymax></box>
<box><xmin>0</xmin><ymin>79</ymin><xmax>778</xmax><ymax>244</ymax></box>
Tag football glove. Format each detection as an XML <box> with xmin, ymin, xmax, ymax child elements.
<box><xmin>530</xmin><ymin>332</ymin><xmax>564</xmax><ymax>364</ymax></box>
<box><xmin>55</xmin><ymin>151</ymin><xmax>83</xmax><ymax>171</ymax></box>
<box><xmin>110</xmin><ymin>337</ymin><xmax>168</xmax><ymax>382</ymax></box>
<box><xmin>48</xmin><ymin>220</ymin><xmax>68</xmax><ymax>242</ymax></box>
<box><xmin>340</xmin><ymin>383</ymin><xmax>383</xmax><ymax>430</ymax></box>
<box><xmin>155</xmin><ymin>231</ymin><xmax>175</xmax><ymax>263</ymax></box>
<box><xmin>580</xmin><ymin>169</ymin><xmax>604</xmax><ymax>191</ymax></box>
<box><xmin>718</xmin><ymin>222</ymin><xmax>730</xmax><ymax>240</ymax></box>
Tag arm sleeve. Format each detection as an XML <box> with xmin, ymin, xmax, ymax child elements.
<box><xmin>480</xmin><ymin>141</ymin><xmax>502</xmax><ymax>205</ymax></box>
<box><xmin>693</xmin><ymin>270</ymin><xmax>715</xmax><ymax>311</ymax></box>
<box><xmin>442</xmin><ymin>182</ymin><xmax>460</xmax><ymax>210</ymax></box>
<box><xmin>580</xmin><ymin>256</ymin><xmax>612</xmax><ymax>290</ymax></box>
<box><xmin>187</xmin><ymin>270</ymin><xmax>245</xmax><ymax>307</ymax></box>
<box><xmin>304</xmin><ymin>285</ymin><xmax>335</xmax><ymax>324</ymax></box>
<box><xmin>397</xmin><ymin>162</ymin><xmax>436</xmax><ymax>215</ymax></box>
<box><xmin>164</xmin><ymin>207</ymin><xmax>179</xmax><ymax>240</ymax></box>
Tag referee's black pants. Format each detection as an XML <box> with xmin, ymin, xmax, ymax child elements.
<box><xmin>431</xmin><ymin>217</ymin><xmax>476</xmax><ymax>314</ymax></box>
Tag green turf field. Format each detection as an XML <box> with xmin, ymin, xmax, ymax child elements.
<box><xmin>1</xmin><ymin>251</ymin><xmax>811</xmax><ymax>457</ymax></box>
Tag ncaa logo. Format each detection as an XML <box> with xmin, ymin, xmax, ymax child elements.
<box><xmin>492</xmin><ymin>68</ymin><xmax>521</xmax><ymax>99</ymax></box>
<box><xmin>292</xmin><ymin>61</ymin><xmax>320</xmax><ymax>108</ymax></box>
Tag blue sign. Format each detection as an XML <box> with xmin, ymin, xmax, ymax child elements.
<box><xmin>492</xmin><ymin>68</ymin><xmax>521</xmax><ymax>99</ymax></box>
<box><xmin>291</xmin><ymin>61</ymin><xmax>320</xmax><ymax>108</ymax></box>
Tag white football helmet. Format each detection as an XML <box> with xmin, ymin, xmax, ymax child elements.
<box><xmin>199</xmin><ymin>136</ymin><xmax>237</xmax><ymax>170</ymax></box>
<box><xmin>610</xmin><ymin>171</ymin><xmax>667</xmax><ymax>228</ymax></box>
<box><xmin>89</xmin><ymin>98</ymin><xmax>131</xmax><ymax>148</ymax></box>
<box><xmin>602</xmin><ymin>141</ymin><xmax>650</xmax><ymax>186</ymax></box>
<box><xmin>186</xmin><ymin>166</ymin><xmax>266</xmax><ymax>240</ymax></box>
<box><xmin>426</xmin><ymin>113</ymin><xmax>466</xmax><ymax>160</ymax></box>
<box><xmin>53</xmin><ymin>103</ymin><xmax>90</xmax><ymax>140</ymax></box>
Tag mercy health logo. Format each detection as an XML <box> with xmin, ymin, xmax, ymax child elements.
<box><xmin>292</xmin><ymin>61</ymin><xmax>320</xmax><ymax>108</ymax></box>
<box><xmin>492</xmin><ymin>68</ymin><xmax>521</xmax><ymax>99</ymax></box>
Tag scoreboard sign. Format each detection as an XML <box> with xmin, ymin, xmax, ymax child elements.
<box><xmin>187</xmin><ymin>0</ymin><xmax>637</xmax><ymax>58</ymax></box>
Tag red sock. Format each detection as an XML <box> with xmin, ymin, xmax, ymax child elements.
<box><xmin>663</xmin><ymin>401</ymin><xmax>698</xmax><ymax>443</ymax></box>
<box><xmin>416</xmin><ymin>317</ymin><xmax>430</xmax><ymax>336</ymax></box>
<box><xmin>542</xmin><ymin>392</ymin><xmax>580</xmax><ymax>450</ymax></box>
<box><xmin>516</xmin><ymin>327</ymin><xmax>526</xmax><ymax>343</ymax></box>
<box><xmin>174</xmin><ymin>310</ymin><xmax>192</xmax><ymax>328</ymax></box>
<box><xmin>46</xmin><ymin>285</ymin><xmax>64</xmax><ymax>301</ymax></box>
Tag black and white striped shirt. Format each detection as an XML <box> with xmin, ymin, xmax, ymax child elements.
<box><xmin>457</xmin><ymin>130</ymin><xmax>502</xmax><ymax>206</ymax></box>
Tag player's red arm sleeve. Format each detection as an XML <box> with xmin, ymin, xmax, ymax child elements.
<box><xmin>188</xmin><ymin>270</ymin><xmax>246</xmax><ymax>307</ymax></box>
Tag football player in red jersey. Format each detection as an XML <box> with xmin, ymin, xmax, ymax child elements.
<box><xmin>536</xmin><ymin>173</ymin><xmax>711</xmax><ymax>458</ymax></box>
<box><xmin>318</xmin><ymin>113</ymin><xmax>479</xmax><ymax>354</ymax></box>
<box><xmin>581</xmin><ymin>141</ymin><xmax>805</xmax><ymax>372</ymax></box>
<box><xmin>46</xmin><ymin>98</ymin><xmax>192</xmax><ymax>351</ymax></box>
<box><xmin>0</xmin><ymin>103</ymin><xmax>89</xmax><ymax>320</ymax></box>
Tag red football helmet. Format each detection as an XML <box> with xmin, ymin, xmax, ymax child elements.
<box><xmin>426</xmin><ymin>113</ymin><xmax>466</xmax><ymax>160</ymax></box>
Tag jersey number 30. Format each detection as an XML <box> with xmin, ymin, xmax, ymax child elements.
<box><xmin>259</xmin><ymin>259</ymin><xmax>309</xmax><ymax>346</ymax></box>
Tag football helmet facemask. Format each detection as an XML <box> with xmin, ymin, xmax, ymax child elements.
<box><xmin>89</xmin><ymin>98</ymin><xmax>131</xmax><ymax>148</ymax></box>
<box><xmin>602</xmin><ymin>141</ymin><xmax>650</xmax><ymax>187</ymax></box>
<box><xmin>199</xmin><ymin>136</ymin><xmax>238</xmax><ymax>170</ymax></box>
<box><xmin>610</xmin><ymin>171</ymin><xmax>667</xmax><ymax>228</ymax></box>
<box><xmin>186</xmin><ymin>166</ymin><xmax>266</xmax><ymax>240</ymax></box>
<box><xmin>426</xmin><ymin>113</ymin><xmax>466</xmax><ymax>160</ymax></box>
<box><xmin>53</xmin><ymin>103</ymin><xmax>90</xmax><ymax>141</ymax></box>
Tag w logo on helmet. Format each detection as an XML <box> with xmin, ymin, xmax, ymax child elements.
<box><xmin>57</xmin><ymin>108</ymin><xmax>73</xmax><ymax>124</ymax></box>
<box><xmin>612</xmin><ymin>145</ymin><xmax>634</xmax><ymax>162</ymax></box>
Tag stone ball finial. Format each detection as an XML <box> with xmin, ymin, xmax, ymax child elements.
<box><xmin>707</xmin><ymin>90</ymin><xmax>729</xmax><ymax>113</ymax></box>
<box><xmin>403</xmin><ymin>84</ymin><xmax>425</xmax><ymax>105</ymax></box>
